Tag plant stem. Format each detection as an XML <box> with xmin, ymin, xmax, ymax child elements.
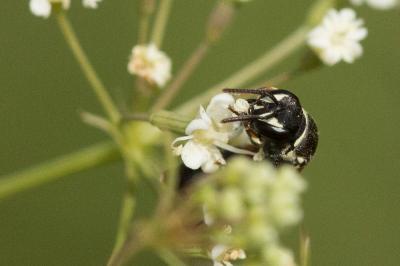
<box><xmin>104</xmin><ymin>155</ymin><xmax>142</xmax><ymax>266</ymax></box>
<box><xmin>137</xmin><ymin>0</ymin><xmax>155</xmax><ymax>44</ymax></box>
<box><xmin>56</xmin><ymin>12</ymin><xmax>120</xmax><ymax>124</ymax></box>
<box><xmin>174</xmin><ymin>25</ymin><xmax>310</xmax><ymax>115</ymax></box>
<box><xmin>151</xmin><ymin>0</ymin><xmax>174</xmax><ymax>47</ymax></box>
<box><xmin>151</xmin><ymin>42</ymin><xmax>209</xmax><ymax>112</ymax></box>
<box><xmin>0</xmin><ymin>141</ymin><xmax>120</xmax><ymax>201</ymax></box>
<box><xmin>158</xmin><ymin>248</ymin><xmax>187</xmax><ymax>266</ymax></box>
<box><xmin>300</xmin><ymin>228</ymin><xmax>311</xmax><ymax>266</ymax></box>
<box><xmin>108</xmin><ymin>164</ymin><xmax>137</xmax><ymax>265</ymax></box>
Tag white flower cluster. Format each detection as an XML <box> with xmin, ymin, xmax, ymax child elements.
<box><xmin>172</xmin><ymin>94</ymin><xmax>254</xmax><ymax>173</ymax></box>
<box><xmin>308</xmin><ymin>8</ymin><xmax>368</xmax><ymax>66</ymax></box>
<box><xmin>127</xmin><ymin>44</ymin><xmax>172</xmax><ymax>88</ymax></box>
<box><xmin>29</xmin><ymin>0</ymin><xmax>102</xmax><ymax>18</ymax></box>
<box><xmin>195</xmin><ymin>157</ymin><xmax>306</xmax><ymax>265</ymax></box>
<box><xmin>350</xmin><ymin>0</ymin><xmax>399</xmax><ymax>9</ymax></box>
<box><xmin>211</xmin><ymin>244</ymin><xmax>246</xmax><ymax>266</ymax></box>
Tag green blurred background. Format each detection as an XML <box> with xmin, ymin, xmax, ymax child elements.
<box><xmin>1</xmin><ymin>0</ymin><xmax>399</xmax><ymax>265</ymax></box>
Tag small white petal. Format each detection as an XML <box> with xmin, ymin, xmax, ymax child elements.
<box><xmin>211</xmin><ymin>245</ymin><xmax>228</xmax><ymax>260</ymax></box>
<box><xmin>185</xmin><ymin>118</ymin><xmax>210</xmax><ymax>135</ymax></box>
<box><xmin>29</xmin><ymin>0</ymin><xmax>51</xmax><ymax>18</ymax></box>
<box><xmin>199</xmin><ymin>106</ymin><xmax>212</xmax><ymax>125</ymax></box>
<box><xmin>206</xmin><ymin>93</ymin><xmax>235</xmax><ymax>122</ymax></box>
<box><xmin>351</xmin><ymin>0</ymin><xmax>399</xmax><ymax>9</ymax></box>
<box><xmin>181</xmin><ymin>141</ymin><xmax>210</xmax><ymax>170</ymax></box>
<box><xmin>308</xmin><ymin>8</ymin><xmax>367</xmax><ymax>66</ymax></box>
<box><xmin>233</xmin><ymin>98</ymin><xmax>250</xmax><ymax>113</ymax></box>
<box><xmin>83</xmin><ymin>0</ymin><xmax>102</xmax><ymax>9</ymax></box>
<box><xmin>201</xmin><ymin>146</ymin><xmax>225</xmax><ymax>173</ymax></box>
<box><xmin>127</xmin><ymin>43</ymin><xmax>172</xmax><ymax>87</ymax></box>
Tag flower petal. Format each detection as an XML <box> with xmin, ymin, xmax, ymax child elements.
<box><xmin>181</xmin><ymin>141</ymin><xmax>209</xmax><ymax>170</ymax></box>
<box><xmin>185</xmin><ymin>118</ymin><xmax>210</xmax><ymax>135</ymax></box>
<box><xmin>206</xmin><ymin>93</ymin><xmax>235</xmax><ymax>122</ymax></box>
<box><xmin>29</xmin><ymin>0</ymin><xmax>51</xmax><ymax>18</ymax></box>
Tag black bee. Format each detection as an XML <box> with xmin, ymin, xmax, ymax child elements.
<box><xmin>221</xmin><ymin>87</ymin><xmax>318</xmax><ymax>171</ymax></box>
<box><xmin>178</xmin><ymin>87</ymin><xmax>318</xmax><ymax>188</ymax></box>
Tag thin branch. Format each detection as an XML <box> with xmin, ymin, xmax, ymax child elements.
<box><xmin>174</xmin><ymin>26</ymin><xmax>310</xmax><ymax>115</ymax></box>
<box><xmin>0</xmin><ymin>142</ymin><xmax>120</xmax><ymax>201</ymax></box>
<box><xmin>137</xmin><ymin>0</ymin><xmax>156</xmax><ymax>44</ymax></box>
<box><xmin>107</xmin><ymin>181</ymin><xmax>137</xmax><ymax>265</ymax></box>
<box><xmin>80</xmin><ymin>111</ymin><xmax>113</xmax><ymax>132</ymax></box>
<box><xmin>158</xmin><ymin>248</ymin><xmax>187</xmax><ymax>266</ymax></box>
<box><xmin>300</xmin><ymin>229</ymin><xmax>311</xmax><ymax>266</ymax></box>
<box><xmin>122</xmin><ymin>113</ymin><xmax>150</xmax><ymax>122</ymax></box>
<box><xmin>56</xmin><ymin>12</ymin><xmax>120</xmax><ymax>123</ymax></box>
<box><xmin>151</xmin><ymin>1</ymin><xmax>237</xmax><ymax>111</ymax></box>
<box><xmin>151</xmin><ymin>42</ymin><xmax>209</xmax><ymax>112</ymax></box>
<box><xmin>151</xmin><ymin>0</ymin><xmax>174</xmax><ymax>47</ymax></box>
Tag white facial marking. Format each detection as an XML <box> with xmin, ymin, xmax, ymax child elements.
<box><xmin>259</xmin><ymin>111</ymin><xmax>274</xmax><ymax>117</ymax></box>
<box><xmin>273</xmin><ymin>94</ymin><xmax>289</xmax><ymax>101</ymax></box>
<box><xmin>294</xmin><ymin>109</ymin><xmax>308</xmax><ymax>147</ymax></box>
<box><xmin>261</xmin><ymin>97</ymin><xmax>274</xmax><ymax>103</ymax></box>
<box><xmin>265</xmin><ymin>117</ymin><xmax>284</xmax><ymax>128</ymax></box>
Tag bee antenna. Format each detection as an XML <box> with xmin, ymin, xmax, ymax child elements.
<box><xmin>221</xmin><ymin>115</ymin><xmax>262</xmax><ymax>123</ymax></box>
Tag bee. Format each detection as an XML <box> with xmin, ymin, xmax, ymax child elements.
<box><xmin>222</xmin><ymin>87</ymin><xmax>318</xmax><ymax>171</ymax></box>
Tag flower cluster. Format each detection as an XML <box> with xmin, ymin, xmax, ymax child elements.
<box><xmin>350</xmin><ymin>0</ymin><xmax>399</xmax><ymax>9</ymax></box>
<box><xmin>172</xmin><ymin>94</ymin><xmax>254</xmax><ymax>173</ymax></box>
<box><xmin>127</xmin><ymin>43</ymin><xmax>172</xmax><ymax>88</ymax></box>
<box><xmin>29</xmin><ymin>0</ymin><xmax>102</xmax><ymax>18</ymax></box>
<box><xmin>194</xmin><ymin>157</ymin><xmax>307</xmax><ymax>265</ymax></box>
<box><xmin>211</xmin><ymin>244</ymin><xmax>246</xmax><ymax>266</ymax></box>
<box><xmin>308</xmin><ymin>8</ymin><xmax>368</xmax><ymax>66</ymax></box>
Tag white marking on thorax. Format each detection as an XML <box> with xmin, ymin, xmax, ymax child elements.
<box><xmin>297</xmin><ymin>157</ymin><xmax>306</xmax><ymax>164</ymax></box>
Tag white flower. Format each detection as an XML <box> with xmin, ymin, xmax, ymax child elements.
<box><xmin>127</xmin><ymin>43</ymin><xmax>172</xmax><ymax>87</ymax></box>
<box><xmin>82</xmin><ymin>0</ymin><xmax>102</xmax><ymax>9</ymax></box>
<box><xmin>211</xmin><ymin>245</ymin><xmax>246</xmax><ymax>266</ymax></box>
<box><xmin>308</xmin><ymin>8</ymin><xmax>368</xmax><ymax>65</ymax></box>
<box><xmin>29</xmin><ymin>0</ymin><xmax>70</xmax><ymax>18</ymax></box>
<box><xmin>172</xmin><ymin>93</ymin><xmax>253</xmax><ymax>173</ymax></box>
<box><xmin>350</xmin><ymin>0</ymin><xmax>399</xmax><ymax>9</ymax></box>
<box><xmin>263</xmin><ymin>245</ymin><xmax>296</xmax><ymax>266</ymax></box>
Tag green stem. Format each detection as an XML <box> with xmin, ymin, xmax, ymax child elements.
<box><xmin>174</xmin><ymin>25</ymin><xmax>310</xmax><ymax>115</ymax></box>
<box><xmin>108</xmin><ymin>169</ymin><xmax>137</xmax><ymax>265</ymax></box>
<box><xmin>300</xmin><ymin>229</ymin><xmax>311</xmax><ymax>266</ymax></box>
<box><xmin>56</xmin><ymin>12</ymin><xmax>120</xmax><ymax>123</ymax></box>
<box><xmin>108</xmin><ymin>152</ymin><xmax>146</xmax><ymax>266</ymax></box>
<box><xmin>138</xmin><ymin>0</ymin><xmax>156</xmax><ymax>44</ymax></box>
<box><xmin>158</xmin><ymin>248</ymin><xmax>187</xmax><ymax>266</ymax></box>
<box><xmin>0</xmin><ymin>141</ymin><xmax>120</xmax><ymax>201</ymax></box>
<box><xmin>151</xmin><ymin>0</ymin><xmax>174</xmax><ymax>47</ymax></box>
<box><xmin>151</xmin><ymin>42</ymin><xmax>209</xmax><ymax>112</ymax></box>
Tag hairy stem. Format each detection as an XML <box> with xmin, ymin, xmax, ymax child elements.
<box><xmin>151</xmin><ymin>0</ymin><xmax>174</xmax><ymax>47</ymax></box>
<box><xmin>56</xmin><ymin>12</ymin><xmax>120</xmax><ymax>123</ymax></box>
<box><xmin>0</xmin><ymin>141</ymin><xmax>120</xmax><ymax>201</ymax></box>
<box><xmin>174</xmin><ymin>26</ymin><xmax>310</xmax><ymax>115</ymax></box>
<box><xmin>151</xmin><ymin>42</ymin><xmax>209</xmax><ymax>112</ymax></box>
